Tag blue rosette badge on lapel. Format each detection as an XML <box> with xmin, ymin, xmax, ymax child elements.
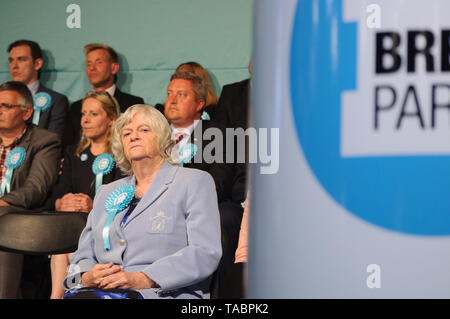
<box><xmin>1</xmin><ymin>147</ymin><xmax>26</xmax><ymax>196</ymax></box>
<box><xmin>200</xmin><ymin>110</ymin><xmax>210</xmax><ymax>120</ymax></box>
<box><xmin>32</xmin><ymin>92</ymin><xmax>52</xmax><ymax>125</ymax></box>
<box><xmin>92</xmin><ymin>153</ymin><xmax>115</xmax><ymax>193</ymax></box>
<box><xmin>103</xmin><ymin>184</ymin><xmax>135</xmax><ymax>251</ymax></box>
<box><xmin>178</xmin><ymin>143</ymin><xmax>197</xmax><ymax>167</ymax></box>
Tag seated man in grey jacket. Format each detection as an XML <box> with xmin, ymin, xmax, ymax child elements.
<box><xmin>0</xmin><ymin>81</ymin><xmax>62</xmax><ymax>298</ymax></box>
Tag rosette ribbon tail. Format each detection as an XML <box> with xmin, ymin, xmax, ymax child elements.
<box><xmin>0</xmin><ymin>168</ymin><xmax>13</xmax><ymax>196</ymax></box>
<box><xmin>102</xmin><ymin>211</ymin><xmax>117</xmax><ymax>251</ymax></box>
<box><xmin>32</xmin><ymin>110</ymin><xmax>41</xmax><ymax>126</ymax></box>
<box><xmin>95</xmin><ymin>173</ymin><xmax>103</xmax><ymax>193</ymax></box>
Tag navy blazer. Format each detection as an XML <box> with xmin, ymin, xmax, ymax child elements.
<box><xmin>184</xmin><ymin>119</ymin><xmax>236</xmax><ymax>203</ymax></box>
<box><xmin>65</xmin><ymin>161</ymin><xmax>222</xmax><ymax>299</ymax></box>
<box><xmin>34</xmin><ymin>84</ymin><xmax>69</xmax><ymax>141</ymax></box>
<box><xmin>216</xmin><ymin>79</ymin><xmax>250</xmax><ymax>129</ymax></box>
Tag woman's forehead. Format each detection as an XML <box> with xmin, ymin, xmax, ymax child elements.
<box><xmin>123</xmin><ymin>112</ymin><xmax>145</xmax><ymax>127</ymax></box>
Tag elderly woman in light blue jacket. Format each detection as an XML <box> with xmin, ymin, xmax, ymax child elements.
<box><xmin>63</xmin><ymin>104</ymin><xmax>222</xmax><ymax>299</ymax></box>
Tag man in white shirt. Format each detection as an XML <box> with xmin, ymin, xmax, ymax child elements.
<box><xmin>0</xmin><ymin>81</ymin><xmax>61</xmax><ymax>298</ymax></box>
<box><xmin>164</xmin><ymin>71</ymin><xmax>246</xmax><ymax>298</ymax></box>
<box><xmin>7</xmin><ymin>40</ymin><xmax>69</xmax><ymax>141</ymax></box>
<box><xmin>64</xmin><ymin>43</ymin><xmax>144</xmax><ymax>146</ymax></box>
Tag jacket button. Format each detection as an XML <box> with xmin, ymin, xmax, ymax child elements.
<box><xmin>119</xmin><ymin>238</ymin><xmax>125</xmax><ymax>246</ymax></box>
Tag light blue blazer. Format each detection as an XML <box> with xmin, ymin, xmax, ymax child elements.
<box><xmin>64</xmin><ymin>161</ymin><xmax>222</xmax><ymax>299</ymax></box>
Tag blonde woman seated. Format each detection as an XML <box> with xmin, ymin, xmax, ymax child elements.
<box><xmin>50</xmin><ymin>91</ymin><xmax>123</xmax><ymax>299</ymax></box>
<box><xmin>62</xmin><ymin>105</ymin><xmax>222</xmax><ymax>299</ymax></box>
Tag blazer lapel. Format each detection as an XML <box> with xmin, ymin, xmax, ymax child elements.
<box><xmin>113</xmin><ymin>89</ymin><xmax>127</xmax><ymax>113</ymax></box>
<box><xmin>36</xmin><ymin>84</ymin><xmax>48</xmax><ymax>126</ymax></box>
<box><xmin>122</xmin><ymin>161</ymin><xmax>178</xmax><ymax>226</ymax></box>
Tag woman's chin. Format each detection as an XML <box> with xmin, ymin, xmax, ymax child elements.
<box><xmin>130</xmin><ymin>154</ymin><xmax>161</xmax><ymax>164</ymax></box>
<box><xmin>130</xmin><ymin>155</ymin><xmax>147</xmax><ymax>162</ymax></box>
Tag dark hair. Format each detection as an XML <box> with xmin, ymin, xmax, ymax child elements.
<box><xmin>7</xmin><ymin>40</ymin><xmax>42</xmax><ymax>61</ymax></box>
<box><xmin>0</xmin><ymin>81</ymin><xmax>33</xmax><ymax>109</ymax></box>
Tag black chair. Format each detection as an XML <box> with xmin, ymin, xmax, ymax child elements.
<box><xmin>0</xmin><ymin>210</ymin><xmax>88</xmax><ymax>255</ymax></box>
<box><xmin>0</xmin><ymin>210</ymin><xmax>88</xmax><ymax>298</ymax></box>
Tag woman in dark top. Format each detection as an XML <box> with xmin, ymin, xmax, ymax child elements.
<box><xmin>50</xmin><ymin>91</ymin><xmax>124</xmax><ymax>299</ymax></box>
<box><xmin>51</xmin><ymin>143</ymin><xmax>124</xmax><ymax>203</ymax></box>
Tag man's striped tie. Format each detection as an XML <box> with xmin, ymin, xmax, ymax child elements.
<box><xmin>175</xmin><ymin>132</ymin><xmax>184</xmax><ymax>144</ymax></box>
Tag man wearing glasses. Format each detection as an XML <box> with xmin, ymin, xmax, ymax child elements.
<box><xmin>8</xmin><ymin>40</ymin><xmax>69</xmax><ymax>142</ymax></box>
<box><xmin>64</xmin><ymin>43</ymin><xmax>144</xmax><ymax>146</ymax></box>
<box><xmin>0</xmin><ymin>81</ymin><xmax>62</xmax><ymax>298</ymax></box>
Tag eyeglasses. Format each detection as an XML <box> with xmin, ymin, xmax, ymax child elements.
<box><xmin>0</xmin><ymin>103</ymin><xmax>24</xmax><ymax>111</ymax></box>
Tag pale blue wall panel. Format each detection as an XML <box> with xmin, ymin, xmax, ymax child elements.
<box><xmin>0</xmin><ymin>0</ymin><xmax>252</xmax><ymax>105</ymax></box>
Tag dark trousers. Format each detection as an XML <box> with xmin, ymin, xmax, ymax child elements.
<box><xmin>0</xmin><ymin>251</ymin><xmax>23</xmax><ymax>298</ymax></box>
<box><xmin>0</xmin><ymin>252</ymin><xmax>51</xmax><ymax>299</ymax></box>
<box><xmin>211</xmin><ymin>201</ymin><xmax>244</xmax><ymax>298</ymax></box>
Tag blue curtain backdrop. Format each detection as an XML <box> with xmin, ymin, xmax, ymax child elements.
<box><xmin>0</xmin><ymin>0</ymin><xmax>252</xmax><ymax>105</ymax></box>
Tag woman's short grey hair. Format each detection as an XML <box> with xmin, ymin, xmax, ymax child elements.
<box><xmin>111</xmin><ymin>104</ymin><xmax>176</xmax><ymax>175</ymax></box>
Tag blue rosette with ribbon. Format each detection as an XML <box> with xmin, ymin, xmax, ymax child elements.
<box><xmin>102</xmin><ymin>183</ymin><xmax>136</xmax><ymax>251</ymax></box>
<box><xmin>0</xmin><ymin>147</ymin><xmax>26</xmax><ymax>196</ymax></box>
<box><xmin>32</xmin><ymin>92</ymin><xmax>52</xmax><ymax>125</ymax></box>
<box><xmin>177</xmin><ymin>143</ymin><xmax>197</xmax><ymax>167</ymax></box>
<box><xmin>92</xmin><ymin>153</ymin><xmax>115</xmax><ymax>193</ymax></box>
<box><xmin>200</xmin><ymin>110</ymin><xmax>210</xmax><ymax>120</ymax></box>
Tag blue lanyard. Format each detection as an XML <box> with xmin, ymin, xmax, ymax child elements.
<box><xmin>121</xmin><ymin>196</ymin><xmax>140</xmax><ymax>226</ymax></box>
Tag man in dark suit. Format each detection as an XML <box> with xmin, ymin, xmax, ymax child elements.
<box><xmin>212</xmin><ymin>61</ymin><xmax>252</xmax><ymax>298</ymax></box>
<box><xmin>164</xmin><ymin>71</ymin><xmax>245</xmax><ymax>298</ymax></box>
<box><xmin>63</xmin><ymin>43</ymin><xmax>144</xmax><ymax>146</ymax></box>
<box><xmin>8</xmin><ymin>40</ymin><xmax>69</xmax><ymax>141</ymax></box>
<box><xmin>215</xmin><ymin>78</ymin><xmax>250</xmax><ymax>129</ymax></box>
<box><xmin>0</xmin><ymin>81</ymin><xmax>62</xmax><ymax>298</ymax></box>
<box><xmin>215</xmin><ymin>58</ymin><xmax>252</xmax><ymax>130</ymax></box>
<box><xmin>214</xmin><ymin>59</ymin><xmax>252</xmax><ymax>221</ymax></box>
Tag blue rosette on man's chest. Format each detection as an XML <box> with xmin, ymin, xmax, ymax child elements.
<box><xmin>32</xmin><ymin>92</ymin><xmax>52</xmax><ymax>125</ymax></box>
<box><xmin>1</xmin><ymin>147</ymin><xmax>26</xmax><ymax>195</ymax></box>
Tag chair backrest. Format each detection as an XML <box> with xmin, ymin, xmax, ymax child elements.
<box><xmin>0</xmin><ymin>210</ymin><xmax>88</xmax><ymax>255</ymax></box>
